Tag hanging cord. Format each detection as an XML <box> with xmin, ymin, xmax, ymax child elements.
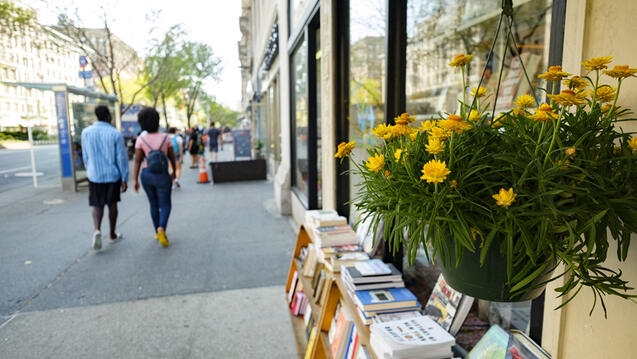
<box><xmin>506</xmin><ymin>15</ymin><xmax>541</xmax><ymax>106</ymax></box>
<box><xmin>490</xmin><ymin>27</ymin><xmax>511</xmax><ymax>121</ymax></box>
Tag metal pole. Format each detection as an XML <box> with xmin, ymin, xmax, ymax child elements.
<box><xmin>25</xmin><ymin>91</ymin><xmax>38</xmax><ymax>188</ymax></box>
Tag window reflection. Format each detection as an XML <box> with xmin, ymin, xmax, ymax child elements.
<box><xmin>293</xmin><ymin>40</ymin><xmax>309</xmax><ymax>204</ymax></box>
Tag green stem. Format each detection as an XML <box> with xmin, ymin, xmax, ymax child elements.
<box><xmin>448</xmin><ymin>132</ymin><xmax>455</xmax><ymax>169</ymax></box>
<box><xmin>544</xmin><ymin>106</ymin><xmax>566</xmax><ymax>166</ymax></box>
<box><xmin>461</xmin><ymin>67</ymin><xmax>467</xmax><ymax>118</ymax></box>
<box><xmin>534</xmin><ymin>122</ymin><xmax>547</xmax><ymax>156</ymax></box>
<box><xmin>605</xmin><ymin>78</ymin><xmax>623</xmax><ymax>121</ymax></box>
<box><xmin>591</xmin><ymin>70</ymin><xmax>599</xmax><ymax>108</ymax></box>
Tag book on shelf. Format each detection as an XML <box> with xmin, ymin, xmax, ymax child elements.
<box><xmin>508</xmin><ymin>330</ymin><xmax>551</xmax><ymax>359</ymax></box>
<box><xmin>466</xmin><ymin>324</ymin><xmax>509</xmax><ymax>359</ymax></box>
<box><xmin>305</xmin><ymin>209</ymin><xmax>348</xmax><ymax>228</ymax></box>
<box><xmin>305</xmin><ymin>326</ymin><xmax>318</xmax><ymax>359</ymax></box>
<box><xmin>357</xmin><ymin>305</ymin><xmax>423</xmax><ymax>325</ymax></box>
<box><xmin>342</xmin><ymin>260</ymin><xmax>402</xmax><ymax>284</ymax></box>
<box><xmin>423</xmin><ymin>274</ymin><xmax>474</xmax><ymax>335</ymax></box>
<box><xmin>344</xmin><ymin>326</ymin><xmax>359</xmax><ymax>359</ymax></box>
<box><xmin>302</xmin><ymin>244</ymin><xmax>319</xmax><ymax>277</ymax></box>
<box><xmin>343</xmin><ymin>276</ymin><xmax>404</xmax><ymax>292</ymax></box>
<box><xmin>355</xmin><ymin>215</ymin><xmax>384</xmax><ymax>257</ymax></box>
<box><xmin>329</xmin><ymin>304</ymin><xmax>355</xmax><ymax>359</ymax></box>
<box><xmin>325</xmin><ymin>252</ymin><xmax>370</xmax><ymax>273</ymax></box>
<box><xmin>354</xmin><ymin>287</ymin><xmax>419</xmax><ymax>312</ymax></box>
<box><xmin>370</xmin><ymin>315</ymin><xmax>455</xmax><ymax>359</ymax></box>
<box><xmin>291</xmin><ymin>291</ymin><xmax>307</xmax><ymax>316</ymax></box>
<box><xmin>303</xmin><ymin>301</ymin><xmax>313</xmax><ymax>325</ymax></box>
<box><xmin>373</xmin><ymin>310</ymin><xmax>423</xmax><ymax>324</ymax></box>
<box><xmin>356</xmin><ymin>345</ymin><xmax>373</xmax><ymax>359</ymax></box>
<box><xmin>288</xmin><ymin>270</ymin><xmax>300</xmax><ymax>305</ymax></box>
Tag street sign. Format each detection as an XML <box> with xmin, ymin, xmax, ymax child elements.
<box><xmin>79</xmin><ymin>56</ymin><xmax>88</xmax><ymax>68</ymax></box>
<box><xmin>78</xmin><ymin>70</ymin><xmax>92</xmax><ymax>79</ymax></box>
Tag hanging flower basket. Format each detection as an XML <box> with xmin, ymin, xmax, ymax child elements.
<box><xmin>335</xmin><ymin>6</ymin><xmax>637</xmax><ymax>309</ymax></box>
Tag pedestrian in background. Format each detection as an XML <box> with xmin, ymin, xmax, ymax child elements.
<box><xmin>81</xmin><ymin>105</ymin><xmax>128</xmax><ymax>250</ymax></box>
<box><xmin>187</xmin><ymin>127</ymin><xmax>200</xmax><ymax>168</ymax></box>
<box><xmin>169</xmin><ymin>127</ymin><xmax>183</xmax><ymax>188</ymax></box>
<box><xmin>133</xmin><ymin>107</ymin><xmax>176</xmax><ymax>247</ymax></box>
<box><xmin>207</xmin><ymin>121</ymin><xmax>222</xmax><ymax>162</ymax></box>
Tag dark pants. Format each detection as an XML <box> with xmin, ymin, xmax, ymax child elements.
<box><xmin>140</xmin><ymin>169</ymin><xmax>172</xmax><ymax>231</ymax></box>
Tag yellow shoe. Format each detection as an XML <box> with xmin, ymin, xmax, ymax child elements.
<box><xmin>157</xmin><ymin>230</ymin><xmax>170</xmax><ymax>247</ymax></box>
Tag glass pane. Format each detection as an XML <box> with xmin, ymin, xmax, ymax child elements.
<box><xmin>406</xmin><ymin>0</ymin><xmax>552</xmax><ymax>121</ymax></box>
<box><xmin>349</xmin><ymin>0</ymin><xmax>387</xmax><ymax>218</ymax></box>
<box><xmin>316</xmin><ymin>28</ymin><xmax>322</xmax><ymax>208</ymax></box>
<box><xmin>293</xmin><ymin>40</ymin><xmax>309</xmax><ymax>204</ymax></box>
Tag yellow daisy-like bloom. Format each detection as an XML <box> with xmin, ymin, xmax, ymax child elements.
<box><xmin>409</xmin><ymin>131</ymin><xmax>418</xmax><ymax>141</ymax></box>
<box><xmin>601</xmin><ymin>104</ymin><xmax>612</xmax><ymax>113</ymax></box>
<box><xmin>492</xmin><ymin>188</ymin><xmax>517</xmax><ymax>207</ymax></box>
<box><xmin>365</xmin><ymin>154</ymin><xmax>385</xmax><ymax>173</ymax></box>
<box><xmin>582</xmin><ymin>56</ymin><xmax>613</xmax><ymax>71</ymax></box>
<box><xmin>591</xmin><ymin>86</ymin><xmax>615</xmax><ymax>103</ymax></box>
<box><xmin>470</xmin><ymin>86</ymin><xmax>487</xmax><ymax>98</ymax></box>
<box><xmin>425</xmin><ymin>137</ymin><xmax>445</xmax><ymax>155</ymax></box>
<box><xmin>334</xmin><ymin>141</ymin><xmax>355</xmax><ymax>158</ymax></box>
<box><xmin>384</xmin><ymin>170</ymin><xmax>392</xmax><ymax>179</ymax></box>
<box><xmin>428</xmin><ymin>126</ymin><xmax>450</xmax><ymax>140</ymax></box>
<box><xmin>420</xmin><ymin>160</ymin><xmax>451</xmax><ymax>183</ymax></box>
<box><xmin>492</xmin><ymin>113</ymin><xmax>506</xmax><ymax>127</ymax></box>
<box><xmin>548</xmin><ymin>89</ymin><xmax>587</xmax><ymax>106</ymax></box>
<box><xmin>394</xmin><ymin>112</ymin><xmax>416</xmax><ymax>123</ymax></box>
<box><xmin>565</xmin><ymin>147</ymin><xmax>576</xmax><ymax>157</ymax></box>
<box><xmin>628</xmin><ymin>138</ymin><xmax>637</xmax><ymax>152</ymax></box>
<box><xmin>372</xmin><ymin>123</ymin><xmax>391</xmax><ymax>139</ymax></box>
<box><xmin>448</xmin><ymin>54</ymin><xmax>473</xmax><ymax>67</ymax></box>
<box><xmin>514</xmin><ymin>94</ymin><xmax>535</xmax><ymax>109</ymax></box>
<box><xmin>391</xmin><ymin>123</ymin><xmax>416</xmax><ymax>137</ymax></box>
<box><xmin>468</xmin><ymin>110</ymin><xmax>481</xmax><ymax>122</ymax></box>
<box><xmin>613</xmin><ymin>145</ymin><xmax>622</xmax><ymax>155</ymax></box>
<box><xmin>538</xmin><ymin>65</ymin><xmax>572</xmax><ymax>81</ymax></box>
<box><xmin>563</xmin><ymin>76</ymin><xmax>588</xmax><ymax>90</ymax></box>
<box><xmin>512</xmin><ymin>108</ymin><xmax>526</xmax><ymax>116</ymax></box>
<box><xmin>438</xmin><ymin>114</ymin><xmax>472</xmax><ymax>134</ymax></box>
<box><xmin>603</xmin><ymin>65</ymin><xmax>637</xmax><ymax>79</ymax></box>
<box><xmin>419</xmin><ymin>120</ymin><xmax>436</xmax><ymax>132</ymax></box>
<box><xmin>529</xmin><ymin>104</ymin><xmax>558</xmax><ymax>122</ymax></box>
<box><xmin>394</xmin><ymin>148</ymin><xmax>408</xmax><ymax>163</ymax></box>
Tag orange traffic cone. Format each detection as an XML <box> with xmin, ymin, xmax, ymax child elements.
<box><xmin>197</xmin><ymin>155</ymin><xmax>210</xmax><ymax>183</ymax></box>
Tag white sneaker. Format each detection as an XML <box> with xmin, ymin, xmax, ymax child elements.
<box><xmin>92</xmin><ymin>231</ymin><xmax>102</xmax><ymax>250</ymax></box>
<box><xmin>110</xmin><ymin>232</ymin><xmax>123</xmax><ymax>242</ymax></box>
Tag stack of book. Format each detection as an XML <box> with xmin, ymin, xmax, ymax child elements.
<box><xmin>341</xmin><ymin>259</ymin><xmax>422</xmax><ymax>325</ymax></box>
<box><xmin>370</xmin><ymin>315</ymin><xmax>456</xmax><ymax>359</ymax></box>
<box><xmin>318</xmin><ymin>244</ymin><xmax>369</xmax><ymax>272</ymax></box>
<box><xmin>287</xmin><ymin>271</ymin><xmax>308</xmax><ymax>316</ymax></box>
<box><xmin>328</xmin><ymin>302</ymin><xmax>359</xmax><ymax>359</ymax></box>
<box><xmin>305</xmin><ymin>210</ymin><xmax>358</xmax><ymax>248</ymax></box>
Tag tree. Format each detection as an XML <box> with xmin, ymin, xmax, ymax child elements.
<box><xmin>200</xmin><ymin>94</ymin><xmax>240</xmax><ymax>129</ymax></box>
<box><xmin>0</xmin><ymin>2</ymin><xmax>36</xmax><ymax>36</ymax></box>
<box><xmin>178</xmin><ymin>42</ymin><xmax>222</xmax><ymax>128</ymax></box>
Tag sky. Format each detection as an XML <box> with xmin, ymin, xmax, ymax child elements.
<box><xmin>24</xmin><ymin>0</ymin><xmax>242</xmax><ymax>110</ymax></box>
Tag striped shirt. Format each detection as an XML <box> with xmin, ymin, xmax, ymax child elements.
<box><xmin>81</xmin><ymin>121</ymin><xmax>129</xmax><ymax>183</ymax></box>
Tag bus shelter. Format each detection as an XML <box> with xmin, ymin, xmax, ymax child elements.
<box><xmin>3</xmin><ymin>82</ymin><xmax>119</xmax><ymax>191</ymax></box>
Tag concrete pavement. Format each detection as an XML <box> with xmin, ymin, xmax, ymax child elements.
<box><xmin>0</xmin><ymin>143</ymin><xmax>299</xmax><ymax>358</ymax></box>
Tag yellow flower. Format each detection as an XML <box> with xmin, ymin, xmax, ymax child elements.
<box><xmin>603</xmin><ymin>65</ymin><xmax>637</xmax><ymax>79</ymax></box>
<box><xmin>395</xmin><ymin>112</ymin><xmax>416</xmax><ymax>123</ymax></box>
<box><xmin>565</xmin><ymin>147</ymin><xmax>576</xmax><ymax>157</ymax></box>
<box><xmin>419</xmin><ymin>120</ymin><xmax>436</xmax><ymax>132</ymax></box>
<box><xmin>512</xmin><ymin>108</ymin><xmax>526</xmax><ymax>116</ymax></box>
<box><xmin>514</xmin><ymin>94</ymin><xmax>535</xmax><ymax>108</ymax></box>
<box><xmin>613</xmin><ymin>145</ymin><xmax>622</xmax><ymax>155</ymax></box>
<box><xmin>420</xmin><ymin>160</ymin><xmax>451</xmax><ymax>183</ymax></box>
<box><xmin>582</xmin><ymin>56</ymin><xmax>613</xmax><ymax>71</ymax></box>
<box><xmin>428</xmin><ymin>126</ymin><xmax>450</xmax><ymax>140</ymax></box>
<box><xmin>450</xmin><ymin>179</ymin><xmax>458</xmax><ymax>188</ymax></box>
<box><xmin>394</xmin><ymin>148</ymin><xmax>408</xmax><ymax>163</ymax></box>
<box><xmin>529</xmin><ymin>104</ymin><xmax>558</xmax><ymax>122</ymax></box>
<box><xmin>409</xmin><ymin>131</ymin><xmax>418</xmax><ymax>141</ymax></box>
<box><xmin>384</xmin><ymin>170</ymin><xmax>392</xmax><ymax>179</ymax></box>
<box><xmin>492</xmin><ymin>188</ymin><xmax>517</xmax><ymax>207</ymax></box>
<box><xmin>471</xmin><ymin>86</ymin><xmax>487</xmax><ymax>98</ymax></box>
<box><xmin>391</xmin><ymin>123</ymin><xmax>416</xmax><ymax>137</ymax></box>
<box><xmin>468</xmin><ymin>110</ymin><xmax>481</xmax><ymax>122</ymax></box>
<box><xmin>601</xmin><ymin>104</ymin><xmax>612</xmax><ymax>113</ymax></box>
<box><xmin>425</xmin><ymin>137</ymin><xmax>445</xmax><ymax>155</ymax></box>
<box><xmin>334</xmin><ymin>141</ymin><xmax>355</xmax><ymax>158</ymax></box>
<box><xmin>628</xmin><ymin>138</ymin><xmax>637</xmax><ymax>152</ymax></box>
<box><xmin>492</xmin><ymin>113</ymin><xmax>506</xmax><ymax>127</ymax></box>
<box><xmin>438</xmin><ymin>114</ymin><xmax>472</xmax><ymax>134</ymax></box>
<box><xmin>563</xmin><ymin>76</ymin><xmax>588</xmax><ymax>89</ymax></box>
<box><xmin>448</xmin><ymin>54</ymin><xmax>473</xmax><ymax>67</ymax></box>
<box><xmin>538</xmin><ymin>66</ymin><xmax>572</xmax><ymax>81</ymax></box>
<box><xmin>548</xmin><ymin>89</ymin><xmax>587</xmax><ymax>106</ymax></box>
<box><xmin>372</xmin><ymin>123</ymin><xmax>391</xmax><ymax>139</ymax></box>
<box><xmin>591</xmin><ymin>86</ymin><xmax>615</xmax><ymax>103</ymax></box>
<box><xmin>365</xmin><ymin>154</ymin><xmax>385</xmax><ymax>173</ymax></box>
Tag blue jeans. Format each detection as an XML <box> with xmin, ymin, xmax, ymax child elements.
<box><xmin>140</xmin><ymin>169</ymin><xmax>172</xmax><ymax>231</ymax></box>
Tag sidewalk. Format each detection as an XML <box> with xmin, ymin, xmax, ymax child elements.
<box><xmin>0</xmin><ymin>144</ymin><xmax>299</xmax><ymax>358</ymax></box>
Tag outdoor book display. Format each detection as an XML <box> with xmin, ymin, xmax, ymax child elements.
<box><xmin>285</xmin><ymin>210</ymin><xmax>551</xmax><ymax>359</ymax></box>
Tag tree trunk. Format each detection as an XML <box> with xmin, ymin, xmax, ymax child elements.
<box><xmin>161</xmin><ymin>94</ymin><xmax>169</xmax><ymax>129</ymax></box>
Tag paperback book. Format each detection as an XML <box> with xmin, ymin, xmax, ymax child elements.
<box><xmin>423</xmin><ymin>274</ymin><xmax>474</xmax><ymax>335</ymax></box>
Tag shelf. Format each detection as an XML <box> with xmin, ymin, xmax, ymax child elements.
<box><xmin>320</xmin><ymin>331</ymin><xmax>335</xmax><ymax>359</ymax></box>
<box><xmin>288</xmin><ymin>310</ymin><xmax>309</xmax><ymax>359</ymax></box>
<box><xmin>294</xmin><ymin>258</ymin><xmax>326</xmax><ymax>321</ymax></box>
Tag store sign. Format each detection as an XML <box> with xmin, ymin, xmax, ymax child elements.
<box><xmin>54</xmin><ymin>91</ymin><xmax>73</xmax><ymax>177</ymax></box>
<box><xmin>233</xmin><ymin>130</ymin><xmax>251</xmax><ymax>158</ymax></box>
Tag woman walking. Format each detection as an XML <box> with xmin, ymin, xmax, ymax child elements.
<box><xmin>187</xmin><ymin>127</ymin><xmax>200</xmax><ymax>168</ymax></box>
<box><xmin>133</xmin><ymin>107</ymin><xmax>176</xmax><ymax>247</ymax></box>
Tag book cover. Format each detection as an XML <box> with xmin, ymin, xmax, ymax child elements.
<box><xmin>423</xmin><ymin>274</ymin><xmax>473</xmax><ymax>335</ymax></box>
<box><xmin>356</xmin><ymin>345</ymin><xmax>373</xmax><ymax>359</ymax></box>
<box><xmin>343</xmin><ymin>262</ymin><xmax>402</xmax><ymax>284</ymax></box>
<box><xmin>344</xmin><ymin>278</ymin><xmax>404</xmax><ymax>292</ymax></box>
<box><xmin>330</xmin><ymin>306</ymin><xmax>348</xmax><ymax>358</ymax></box>
<box><xmin>370</xmin><ymin>316</ymin><xmax>455</xmax><ymax>356</ymax></box>
<box><xmin>373</xmin><ymin>310</ymin><xmax>423</xmax><ymax>324</ymax></box>
<box><xmin>466</xmin><ymin>325</ymin><xmax>509</xmax><ymax>359</ymax></box>
<box><xmin>508</xmin><ymin>330</ymin><xmax>551</xmax><ymax>359</ymax></box>
<box><xmin>305</xmin><ymin>327</ymin><xmax>317</xmax><ymax>359</ymax></box>
<box><xmin>345</xmin><ymin>326</ymin><xmax>359</xmax><ymax>359</ymax></box>
<box><xmin>355</xmin><ymin>259</ymin><xmax>391</xmax><ymax>276</ymax></box>
<box><xmin>354</xmin><ymin>287</ymin><xmax>418</xmax><ymax>311</ymax></box>
<box><xmin>288</xmin><ymin>271</ymin><xmax>299</xmax><ymax>305</ymax></box>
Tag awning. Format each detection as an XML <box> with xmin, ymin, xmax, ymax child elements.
<box><xmin>2</xmin><ymin>82</ymin><xmax>118</xmax><ymax>102</ymax></box>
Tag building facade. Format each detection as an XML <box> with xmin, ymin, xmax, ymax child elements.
<box><xmin>240</xmin><ymin>1</ymin><xmax>637</xmax><ymax>356</ymax></box>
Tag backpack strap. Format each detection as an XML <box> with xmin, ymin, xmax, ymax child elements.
<box><xmin>138</xmin><ymin>134</ymin><xmax>168</xmax><ymax>151</ymax></box>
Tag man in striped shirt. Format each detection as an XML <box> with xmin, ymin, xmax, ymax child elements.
<box><xmin>81</xmin><ymin>105</ymin><xmax>128</xmax><ymax>250</ymax></box>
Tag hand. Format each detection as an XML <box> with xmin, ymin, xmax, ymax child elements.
<box><xmin>121</xmin><ymin>182</ymin><xmax>128</xmax><ymax>193</ymax></box>
<box><xmin>171</xmin><ymin>172</ymin><xmax>176</xmax><ymax>180</ymax></box>
<box><xmin>134</xmin><ymin>181</ymin><xmax>140</xmax><ymax>193</ymax></box>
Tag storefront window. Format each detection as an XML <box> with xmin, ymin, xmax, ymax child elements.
<box><xmin>292</xmin><ymin>39</ymin><xmax>309</xmax><ymax>205</ymax></box>
<box><xmin>315</xmin><ymin>28</ymin><xmax>322</xmax><ymax>208</ymax></box>
<box><xmin>348</xmin><ymin>0</ymin><xmax>386</xmax><ymax>218</ymax></box>
<box><xmin>406</xmin><ymin>0</ymin><xmax>552</xmax><ymax>120</ymax></box>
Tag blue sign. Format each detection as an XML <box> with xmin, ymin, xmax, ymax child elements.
<box><xmin>54</xmin><ymin>92</ymin><xmax>73</xmax><ymax>178</ymax></box>
<box><xmin>79</xmin><ymin>55</ymin><xmax>88</xmax><ymax>68</ymax></box>
<box><xmin>78</xmin><ymin>70</ymin><xmax>92</xmax><ymax>79</ymax></box>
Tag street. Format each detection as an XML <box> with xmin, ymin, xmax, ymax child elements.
<box><xmin>0</xmin><ymin>146</ymin><xmax>298</xmax><ymax>358</ymax></box>
<box><xmin>0</xmin><ymin>145</ymin><xmax>61</xmax><ymax>192</ymax></box>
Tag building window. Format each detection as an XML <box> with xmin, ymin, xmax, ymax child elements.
<box><xmin>292</xmin><ymin>39</ymin><xmax>309</xmax><ymax>205</ymax></box>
